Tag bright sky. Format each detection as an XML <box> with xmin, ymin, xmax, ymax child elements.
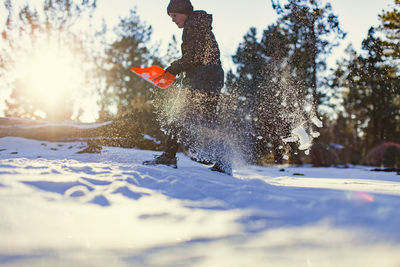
<box><xmin>2</xmin><ymin>0</ymin><xmax>393</xmax><ymax>66</ymax></box>
<box><xmin>0</xmin><ymin>0</ymin><xmax>396</xmax><ymax>122</ymax></box>
<box><xmin>2</xmin><ymin>0</ymin><xmax>393</xmax><ymax>67</ymax></box>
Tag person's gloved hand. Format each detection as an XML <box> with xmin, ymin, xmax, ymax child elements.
<box><xmin>152</xmin><ymin>71</ymin><xmax>175</xmax><ymax>88</ymax></box>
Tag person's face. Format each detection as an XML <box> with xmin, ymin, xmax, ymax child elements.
<box><xmin>169</xmin><ymin>12</ymin><xmax>188</xmax><ymax>28</ymax></box>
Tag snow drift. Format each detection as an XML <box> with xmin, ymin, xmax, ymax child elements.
<box><xmin>0</xmin><ymin>136</ymin><xmax>400</xmax><ymax>266</ymax></box>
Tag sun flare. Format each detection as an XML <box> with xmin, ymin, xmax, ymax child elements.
<box><xmin>29</xmin><ymin>45</ymin><xmax>84</xmax><ymax>104</ymax></box>
<box><xmin>28</xmin><ymin>49</ymin><xmax>81</xmax><ymax>104</ymax></box>
<box><xmin>15</xmin><ymin>38</ymin><xmax>88</xmax><ymax>120</ymax></box>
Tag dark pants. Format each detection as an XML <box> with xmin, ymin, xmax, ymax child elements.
<box><xmin>164</xmin><ymin>90</ymin><xmax>220</xmax><ymax>159</ymax></box>
<box><xmin>163</xmin><ymin>64</ymin><xmax>224</xmax><ymax>160</ymax></box>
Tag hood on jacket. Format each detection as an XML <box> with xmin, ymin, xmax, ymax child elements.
<box><xmin>184</xmin><ymin>10</ymin><xmax>213</xmax><ymax>31</ymax></box>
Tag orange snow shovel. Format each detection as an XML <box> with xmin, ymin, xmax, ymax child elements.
<box><xmin>131</xmin><ymin>66</ymin><xmax>175</xmax><ymax>89</ymax></box>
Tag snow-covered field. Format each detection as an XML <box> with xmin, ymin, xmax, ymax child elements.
<box><xmin>1</xmin><ymin>136</ymin><xmax>400</xmax><ymax>266</ymax></box>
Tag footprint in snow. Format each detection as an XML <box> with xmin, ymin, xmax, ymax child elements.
<box><xmin>81</xmin><ymin>177</ymin><xmax>112</xmax><ymax>186</ymax></box>
<box><xmin>90</xmin><ymin>195</ymin><xmax>110</xmax><ymax>207</ymax></box>
<box><xmin>112</xmin><ymin>186</ymin><xmax>149</xmax><ymax>200</ymax></box>
<box><xmin>21</xmin><ymin>181</ymin><xmax>93</xmax><ymax>195</ymax></box>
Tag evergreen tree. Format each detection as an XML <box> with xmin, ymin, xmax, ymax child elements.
<box><xmin>227</xmin><ymin>0</ymin><xmax>345</xmax><ymax>163</ymax></box>
<box><xmin>380</xmin><ymin>0</ymin><xmax>400</xmax><ymax>60</ymax></box>
<box><xmin>271</xmin><ymin>0</ymin><xmax>345</xmax><ymax>112</ymax></box>
<box><xmin>105</xmin><ymin>8</ymin><xmax>161</xmax><ymax>115</ymax></box>
<box><xmin>104</xmin><ymin>8</ymin><xmax>164</xmax><ymax>138</ymax></box>
<box><xmin>227</xmin><ymin>25</ymin><xmax>294</xmax><ymax>163</ymax></box>
<box><xmin>331</xmin><ymin>28</ymin><xmax>400</xmax><ymax>157</ymax></box>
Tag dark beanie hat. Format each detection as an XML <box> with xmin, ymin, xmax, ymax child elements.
<box><xmin>167</xmin><ymin>0</ymin><xmax>194</xmax><ymax>15</ymax></box>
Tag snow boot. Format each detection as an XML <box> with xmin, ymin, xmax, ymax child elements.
<box><xmin>190</xmin><ymin>156</ymin><xmax>213</xmax><ymax>165</ymax></box>
<box><xmin>210</xmin><ymin>161</ymin><xmax>232</xmax><ymax>176</ymax></box>
<box><xmin>143</xmin><ymin>153</ymin><xmax>178</xmax><ymax>168</ymax></box>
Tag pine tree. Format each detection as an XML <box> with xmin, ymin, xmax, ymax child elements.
<box><xmin>271</xmin><ymin>0</ymin><xmax>345</xmax><ymax>113</ymax></box>
<box><xmin>104</xmin><ymin>8</ymin><xmax>164</xmax><ymax>139</ymax></box>
<box><xmin>227</xmin><ymin>1</ymin><xmax>345</xmax><ymax>163</ymax></box>
<box><xmin>380</xmin><ymin>0</ymin><xmax>400</xmax><ymax>60</ymax></box>
<box><xmin>227</xmin><ymin>25</ymin><xmax>295</xmax><ymax>163</ymax></box>
<box><xmin>105</xmin><ymin>8</ymin><xmax>162</xmax><ymax>115</ymax></box>
<box><xmin>332</xmin><ymin>28</ymin><xmax>400</xmax><ymax>156</ymax></box>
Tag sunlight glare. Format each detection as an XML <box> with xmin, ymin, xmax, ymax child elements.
<box><xmin>9</xmin><ymin>35</ymin><xmax>95</xmax><ymax>121</ymax></box>
<box><xmin>26</xmin><ymin>41</ymin><xmax>85</xmax><ymax>110</ymax></box>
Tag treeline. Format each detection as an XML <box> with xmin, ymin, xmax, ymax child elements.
<box><xmin>227</xmin><ymin>0</ymin><xmax>400</xmax><ymax>167</ymax></box>
<box><xmin>0</xmin><ymin>0</ymin><xmax>399</xmax><ymax>167</ymax></box>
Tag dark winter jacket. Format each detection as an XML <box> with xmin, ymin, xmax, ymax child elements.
<box><xmin>166</xmin><ymin>10</ymin><xmax>224</xmax><ymax>93</ymax></box>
